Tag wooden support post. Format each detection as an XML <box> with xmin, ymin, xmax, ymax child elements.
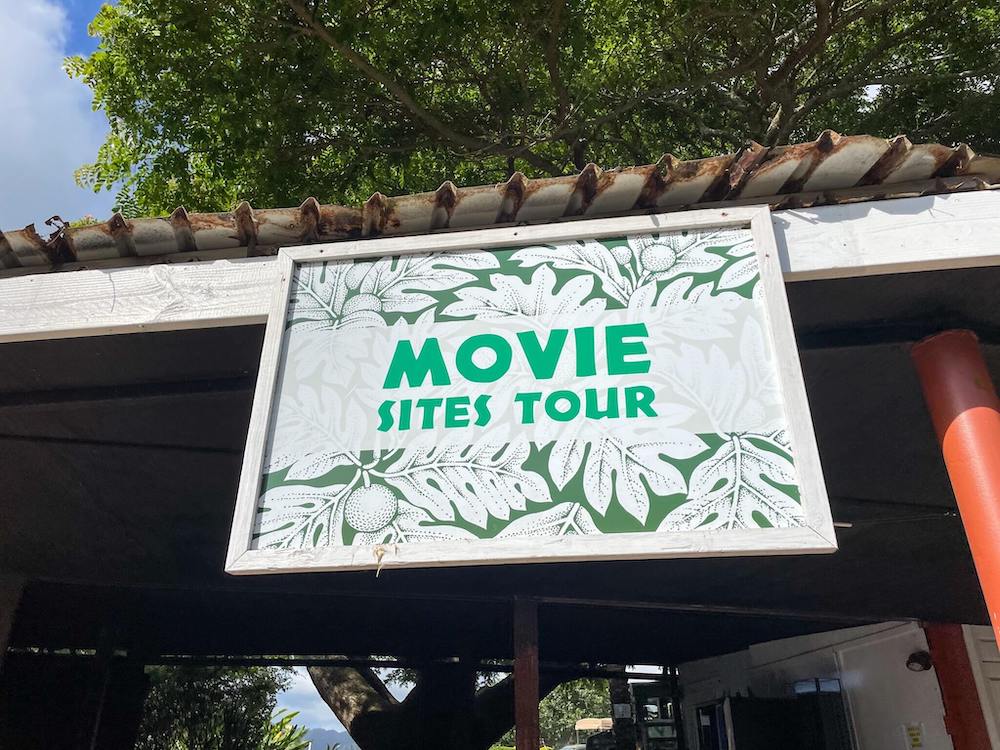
<box><xmin>912</xmin><ymin>330</ymin><xmax>1000</xmax><ymax>641</ymax></box>
<box><xmin>925</xmin><ymin>623</ymin><xmax>992</xmax><ymax>750</ymax></box>
<box><xmin>77</xmin><ymin>630</ymin><xmax>114</xmax><ymax>750</ymax></box>
<box><xmin>608</xmin><ymin>675</ymin><xmax>637</xmax><ymax>750</ymax></box>
<box><xmin>0</xmin><ymin>576</ymin><xmax>24</xmax><ymax>675</ymax></box>
<box><xmin>94</xmin><ymin>659</ymin><xmax>151</xmax><ymax>750</ymax></box>
<box><xmin>513</xmin><ymin>597</ymin><xmax>540</xmax><ymax>750</ymax></box>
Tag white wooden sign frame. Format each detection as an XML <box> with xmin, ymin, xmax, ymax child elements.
<box><xmin>226</xmin><ymin>207</ymin><xmax>835</xmax><ymax>575</ymax></box>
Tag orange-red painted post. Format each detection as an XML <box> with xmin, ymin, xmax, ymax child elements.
<box><xmin>912</xmin><ymin>330</ymin><xmax>1000</xmax><ymax>640</ymax></box>
<box><xmin>513</xmin><ymin>597</ymin><xmax>540</xmax><ymax>750</ymax></box>
<box><xmin>925</xmin><ymin>623</ymin><xmax>992</xmax><ymax>750</ymax></box>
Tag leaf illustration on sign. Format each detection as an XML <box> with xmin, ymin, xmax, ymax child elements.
<box><xmin>440</xmin><ymin>265</ymin><xmax>605</xmax><ymax>319</ymax></box>
<box><xmin>548</xmin><ymin>440</ymin><xmax>588</xmax><ymax>491</ymax></box>
<box><xmin>356</xmin><ymin>252</ymin><xmax>499</xmax><ymax>315</ymax></box>
<box><xmin>289</xmin><ymin>252</ymin><xmax>499</xmax><ymax>330</ymax></box>
<box><xmin>512</xmin><ymin>239</ymin><xmax>633</xmax><ymax>304</ymax></box>
<box><xmin>497</xmin><ymin>503</ymin><xmax>600</xmax><ymax>538</ymax></box>
<box><xmin>256</xmin><ymin>482</ymin><xmax>355</xmax><ymax>548</ymax></box>
<box><xmin>659</xmin><ymin>432</ymin><xmax>802</xmax><ymax>530</ymax></box>
<box><xmin>582</xmin><ymin>439</ymin><xmax>694</xmax><ymax>523</ymax></box>
<box><xmin>288</xmin><ymin>262</ymin><xmax>365</xmax><ymax>330</ymax></box>
<box><xmin>265</xmin><ymin>382</ymin><xmax>365</xmax><ymax>474</ymax></box>
<box><xmin>351</xmin><ymin>499</ymin><xmax>478</xmax><ymax>545</ymax></box>
<box><xmin>736</xmin><ymin>318</ymin><xmax>782</xmax><ymax>429</ymax></box>
<box><xmin>628</xmin><ymin>233</ymin><xmax>727</xmax><ymax>280</ymax></box>
<box><xmin>376</xmin><ymin>442</ymin><xmax>552</xmax><ymax>529</ymax></box>
<box><xmin>634</xmin><ymin>276</ymin><xmax>744</xmax><ymax>341</ymax></box>
<box><xmin>659</xmin><ymin>339</ymin><xmax>762</xmax><ymax>433</ymax></box>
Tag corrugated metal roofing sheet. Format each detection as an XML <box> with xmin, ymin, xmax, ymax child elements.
<box><xmin>3</xmin><ymin>131</ymin><xmax>999</xmax><ymax>274</ymax></box>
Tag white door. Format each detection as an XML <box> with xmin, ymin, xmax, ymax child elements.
<box><xmin>835</xmin><ymin>623</ymin><xmax>953</xmax><ymax>750</ymax></box>
<box><xmin>964</xmin><ymin>625</ymin><xmax>1000</xmax><ymax>749</ymax></box>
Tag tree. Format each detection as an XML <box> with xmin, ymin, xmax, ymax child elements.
<box><xmin>134</xmin><ymin>666</ymin><xmax>299</xmax><ymax>750</ymax></box>
<box><xmin>496</xmin><ymin>678</ymin><xmax>611</xmax><ymax>748</ymax></box>
<box><xmin>307</xmin><ymin>664</ymin><xmax>566</xmax><ymax>750</ymax></box>
<box><xmin>68</xmin><ymin>0</ymin><xmax>1000</xmax><ymax>218</ymax></box>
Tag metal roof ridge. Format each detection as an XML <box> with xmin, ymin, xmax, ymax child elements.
<box><xmin>2</xmin><ymin>132</ymin><xmax>999</xmax><ymax>273</ymax></box>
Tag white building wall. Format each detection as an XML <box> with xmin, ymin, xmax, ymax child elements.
<box><xmin>679</xmin><ymin>622</ymin><xmax>953</xmax><ymax>750</ymax></box>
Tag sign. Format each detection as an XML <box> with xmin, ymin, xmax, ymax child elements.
<box><xmin>902</xmin><ymin>722</ymin><xmax>925</xmax><ymax>748</ymax></box>
<box><xmin>227</xmin><ymin>209</ymin><xmax>834</xmax><ymax>573</ymax></box>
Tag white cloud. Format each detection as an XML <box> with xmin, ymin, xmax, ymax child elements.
<box><xmin>0</xmin><ymin>0</ymin><xmax>115</xmax><ymax>230</ymax></box>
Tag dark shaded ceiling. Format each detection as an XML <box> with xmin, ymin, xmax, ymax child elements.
<box><xmin>2</xmin><ymin>265</ymin><xmax>997</xmax><ymax>665</ymax></box>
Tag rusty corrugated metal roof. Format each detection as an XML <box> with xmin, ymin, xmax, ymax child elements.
<box><xmin>3</xmin><ymin>131</ymin><xmax>999</xmax><ymax>274</ymax></box>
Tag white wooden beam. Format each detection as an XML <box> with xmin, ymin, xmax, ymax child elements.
<box><xmin>1</xmin><ymin>191</ymin><xmax>998</xmax><ymax>344</ymax></box>
<box><xmin>0</xmin><ymin>256</ymin><xmax>277</xmax><ymax>343</ymax></box>
<box><xmin>774</xmin><ymin>190</ymin><xmax>1000</xmax><ymax>281</ymax></box>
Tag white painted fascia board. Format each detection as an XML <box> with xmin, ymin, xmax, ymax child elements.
<box><xmin>1</xmin><ymin>191</ymin><xmax>999</xmax><ymax>344</ymax></box>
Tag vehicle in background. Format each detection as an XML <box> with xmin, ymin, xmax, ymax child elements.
<box><xmin>585</xmin><ymin>731</ymin><xmax>617</xmax><ymax>750</ymax></box>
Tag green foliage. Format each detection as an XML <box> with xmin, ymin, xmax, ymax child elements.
<box><xmin>498</xmin><ymin>678</ymin><xmax>610</xmax><ymax>748</ymax></box>
<box><xmin>69</xmin><ymin>0</ymin><xmax>1000</xmax><ymax>217</ymax></box>
<box><xmin>134</xmin><ymin>666</ymin><xmax>296</xmax><ymax>750</ymax></box>
<box><xmin>262</xmin><ymin>709</ymin><xmax>312</xmax><ymax>750</ymax></box>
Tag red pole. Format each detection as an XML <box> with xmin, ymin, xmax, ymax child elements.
<box><xmin>514</xmin><ymin>597</ymin><xmax>540</xmax><ymax>750</ymax></box>
<box><xmin>924</xmin><ymin>623</ymin><xmax>991</xmax><ymax>750</ymax></box>
<box><xmin>912</xmin><ymin>330</ymin><xmax>1000</xmax><ymax>641</ymax></box>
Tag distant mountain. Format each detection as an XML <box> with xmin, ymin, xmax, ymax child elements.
<box><xmin>304</xmin><ymin>727</ymin><xmax>358</xmax><ymax>750</ymax></box>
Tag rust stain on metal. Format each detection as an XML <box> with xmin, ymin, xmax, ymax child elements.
<box><xmin>0</xmin><ymin>232</ymin><xmax>19</xmax><ymax>269</ymax></box>
<box><xmin>716</xmin><ymin>141</ymin><xmax>768</xmax><ymax>200</ymax></box>
<box><xmin>233</xmin><ymin>201</ymin><xmax>259</xmax><ymax>253</ymax></box>
<box><xmin>857</xmin><ymin>135</ymin><xmax>913</xmax><ymax>186</ymax></box>
<box><xmin>564</xmin><ymin>163</ymin><xmax>600</xmax><ymax>216</ymax></box>
<box><xmin>363</xmin><ymin>193</ymin><xmax>390</xmax><ymax>237</ymax></box>
<box><xmin>635</xmin><ymin>154</ymin><xmax>677</xmax><ymax>208</ymax></box>
<box><xmin>935</xmin><ymin>144</ymin><xmax>974</xmax><ymax>178</ymax></box>
<box><xmin>496</xmin><ymin>172</ymin><xmax>528</xmax><ymax>223</ymax></box>
<box><xmin>316</xmin><ymin>205</ymin><xmax>363</xmax><ymax>239</ymax></box>
<box><xmin>771</xmin><ymin>130</ymin><xmax>845</xmax><ymax>193</ymax></box>
<box><xmin>168</xmin><ymin>207</ymin><xmax>198</xmax><ymax>253</ymax></box>
<box><xmin>186</xmin><ymin>211</ymin><xmax>234</xmax><ymax>233</ymax></box>
<box><xmin>107</xmin><ymin>212</ymin><xmax>138</xmax><ymax>257</ymax></box>
<box><xmin>2</xmin><ymin>133</ymin><xmax>998</xmax><ymax>277</ymax></box>
<box><xmin>297</xmin><ymin>197</ymin><xmax>322</xmax><ymax>244</ymax></box>
<box><xmin>431</xmin><ymin>181</ymin><xmax>459</xmax><ymax>229</ymax></box>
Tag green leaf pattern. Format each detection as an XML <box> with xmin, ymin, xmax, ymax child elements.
<box><xmin>252</xmin><ymin>230</ymin><xmax>805</xmax><ymax>549</ymax></box>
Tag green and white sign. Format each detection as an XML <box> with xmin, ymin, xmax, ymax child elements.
<box><xmin>227</xmin><ymin>209</ymin><xmax>835</xmax><ymax>574</ymax></box>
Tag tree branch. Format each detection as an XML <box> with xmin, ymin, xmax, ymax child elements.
<box><xmin>283</xmin><ymin>0</ymin><xmax>564</xmax><ymax>176</ymax></box>
<box><xmin>544</xmin><ymin>0</ymin><xmax>570</xmax><ymax>126</ymax></box>
<box><xmin>767</xmin><ymin>0</ymin><xmax>833</xmax><ymax>87</ymax></box>
<box><xmin>284</xmin><ymin>0</ymin><xmax>480</xmax><ymax>150</ymax></box>
<box><xmin>785</xmin><ymin>64</ymin><xmax>999</xmax><ymax>138</ymax></box>
<box><xmin>307</xmin><ymin>666</ymin><xmax>399</xmax><ymax>733</ymax></box>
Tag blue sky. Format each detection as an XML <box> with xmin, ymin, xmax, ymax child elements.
<box><xmin>0</xmin><ymin>0</ymin><xmax>117</xmax><ymax>230</ymax></box>
<box><xmin>61</xmin><ymin>0</ymin><xmax>105</xmax><ymax>53</ymax></box>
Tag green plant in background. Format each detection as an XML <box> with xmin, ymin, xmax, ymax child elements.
<box><xmin>134</xmin><ymin>666</ymin><xmax>295</xmax><ymax>750</ymax></box>
<box><xmin>262</xmin><ymin>709</ymin><xmax>312</xmax><ymax>750</ymax></box>
<box><xmin>496</xmin><ymin>678</ymin><xmax>610</xmax><ymax>748</ymax></box>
